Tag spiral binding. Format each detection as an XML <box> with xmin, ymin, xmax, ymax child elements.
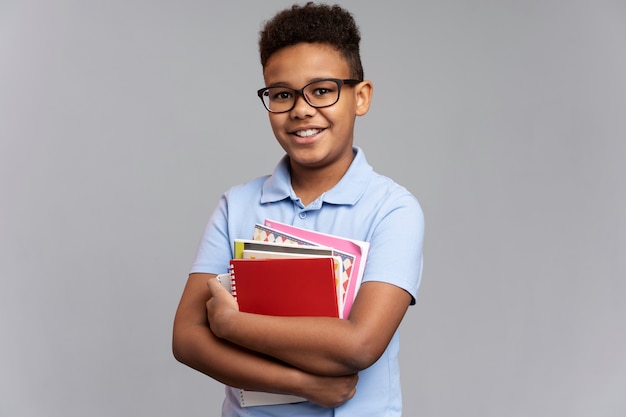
<box><xmin>229</xmin><ymin>263</ymin><xmax>237</xmax><ymax>299</ymax></box>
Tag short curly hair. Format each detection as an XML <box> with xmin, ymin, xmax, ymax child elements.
<box><xmin>259</xmin><ymin>2</ymin><xmax>364</xmax><ymax>80</ymax></box>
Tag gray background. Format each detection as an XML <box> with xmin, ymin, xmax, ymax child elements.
<box><xmin>1</xmin><ymin>0</ymin><xmax>624</xmax><ymax>416</ymax></box>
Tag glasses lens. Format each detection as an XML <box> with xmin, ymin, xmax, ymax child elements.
<box><xmin>262</xmin><ymin>87</ymin><xmax>294</xmax><ymax>113</ymax></box>
<box><xmin>303</xmin><ymin>80</ymin><xmax>340</xmax><ymax>108</ymax></box>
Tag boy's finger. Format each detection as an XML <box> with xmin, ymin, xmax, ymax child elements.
<box><xmin>207</xmin><ymin>276</ymin><xmax>232</xmax><ymax>297</ymax></box>
<box><xmin>206</xmin><ymin>276</ymin><xmax>220</xmax><ymax>291</ymax></box>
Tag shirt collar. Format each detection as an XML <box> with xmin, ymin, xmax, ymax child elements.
<box><xmin>261</xmin><ymin>146</ymin><xmax>372</xmax><ymax>206</ymax></box>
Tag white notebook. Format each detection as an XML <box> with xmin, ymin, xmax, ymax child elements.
<box><xmin>238</xmin><ymin>390</ymin><xmax>306</xmax><ymax>407</ymax></box>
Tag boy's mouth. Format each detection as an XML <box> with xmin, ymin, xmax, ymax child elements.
<box><xmin>293</xmin><ymin>128</ymin><xmax>324</xmax><ymax>138</ymax></box>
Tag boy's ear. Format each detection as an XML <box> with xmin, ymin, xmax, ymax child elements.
<box><xmin>355</xmin><ymin>80</ymin><xmax>373</xmax><ymax>116</ymax></box>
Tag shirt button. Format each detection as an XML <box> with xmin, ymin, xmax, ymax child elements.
<box><xmin>299</xmin><ymin>212</ymin><xmax>307</xmax><ymax>219</ymax></box>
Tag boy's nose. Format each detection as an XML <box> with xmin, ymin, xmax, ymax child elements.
<box><xmin>290</xmin><ymin>93</ymin><xmax>316</xmax><ymax>118</ymax></box>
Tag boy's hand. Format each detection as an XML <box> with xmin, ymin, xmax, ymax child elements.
<box><xmin>204</xmin><ymin>276</ymin><xmax>358</xmax><ymax>407</ymax></box>
<box><xmin>206</xmin><ymin>276</ymin><xmax>239</xmax><ymax>338</ymax></box>
<box><xmin>300</xmin><ymin>372</ymin><xmax>358</xmax><ymax>408</ymax></box>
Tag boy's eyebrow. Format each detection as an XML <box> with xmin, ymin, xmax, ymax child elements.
<box><xmin>265</xmin><ymin>81</ymin><xmax>292</xmax><ymax>88</ymax></box>
<box><xmin>265</xmin><ymin>77</ymin><xmax>348</xmax><ymax>88</ymax></box>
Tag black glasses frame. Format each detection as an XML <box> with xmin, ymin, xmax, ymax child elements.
<box><xmin>257</xmin><ymin>78</ymin><xmax>362</xmax><ymax>113</ymax></box>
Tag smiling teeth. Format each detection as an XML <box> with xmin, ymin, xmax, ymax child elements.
<box><xmin>294</xmin><ymin>129</ymin><xmax>321</xmax><ymax>138</ymax></box>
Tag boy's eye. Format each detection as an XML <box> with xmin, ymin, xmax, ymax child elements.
<box><xmin>270</xmin><ymin>89</ymin><xmax>293</xmax><ymax>101</ymax></box>
<box><xmin>312</xmin><ymin>87</ymin><xmax>332</xmax><ymax>96</ymax></box>
<box><xmin>307</xmin><ymin>81</ymin><xmax>337</xmax><ymax>97</ymax></box>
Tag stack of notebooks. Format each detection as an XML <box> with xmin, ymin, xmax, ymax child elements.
<box><xmin>217</xmin><ymin>219</ymin><xmax>369</xmax><ymax>407</ymax></box>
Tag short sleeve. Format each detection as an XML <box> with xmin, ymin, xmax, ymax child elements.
<box><xmin>361</xmin><ymin>192</ymin><xmax>424</xmax><ymax>304</ymax></box>
<box><xmin>189</xmin><ymin>194</ymin><xmax>233</xmax><ymax>275</ymax></box>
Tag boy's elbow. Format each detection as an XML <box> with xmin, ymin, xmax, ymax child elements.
<box><xmin>172</xmin><ymin>328</ymin><xmax>192</xmax><ymax>365</ymax></box>
<box><xmin>344</xmin><ymin>338</ymin><xmax>386</xmax><ymax>372</ymax></box>
<box><xmin>351</xmin><ymin>349</ymin><xmax>383</xmax><ymax>371</ymax></box>
<box><xmin>172</xmin><ymin>338</ymin><xmax>184</xmax><ymax>363</ymax></box>
<box><xmin>172</xmin><ymin>339</ymin><xmax>185</xmax><ymax>364</ymax></box>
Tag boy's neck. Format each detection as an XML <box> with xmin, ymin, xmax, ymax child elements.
<box><xmin>289</xmin><ymin>155</ymin><xmax>353</xmax><ymax>206</ymax></box>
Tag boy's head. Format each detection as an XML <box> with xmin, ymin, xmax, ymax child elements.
<box><xmin>256</xmin><ymin>3</ymin><xmax>373</xmax><ymax>179</ymax></box>
<box><xmin>259</xmin><ymin>2</ymin><xmax>364</xmax><ymax>81</ymax></box>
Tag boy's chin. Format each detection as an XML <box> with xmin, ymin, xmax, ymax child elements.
<box><xmin>289</xmin><ymin>149</ymin><xmax>351</xmax><ymax>171</ymax></box>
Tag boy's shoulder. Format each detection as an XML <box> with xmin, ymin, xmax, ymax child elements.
<box><xmin>225</xmin><ymin>174</ymin><xmax>270</xmax><ymax>195</ymax></box>
<box><xmin>348</xmin><ymin>147</ymin><xmax>419</xmax><ymax>202</ymax></box>
<box><xmin>366</xmin><ymin>171</ymin><xmax>421</xmax><ymax>213</ymax></box>
<box><xmin>224</xmin><ymin>154</ymin><xmax>291</xmax><ymax>202</ymax></box>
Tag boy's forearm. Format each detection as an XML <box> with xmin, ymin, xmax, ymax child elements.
<box><xmin>216</xmin><ymin>313</ymin><xmax>363</xmax><ymax>375</ymax></box>
<box><xmin>173</xmin><ymin>321</ymin><xmax>301</xmax><ymax>393</ymax></box>
<box><xmin>206</xmin><ymin>274</ymin><xmax>365</xmax><ymax>375</ymax></box>
<box><xmin>172</xmin><ymin>321</ymin><xmax>358</xmax><ymax>407</ymax></box>
<box><xmin>172</xmin><ymin>274</ymin><xmax>307</xmax><ymax>394</ymax></box>
<box><xmin>209</xmin><ymin>281</ymin><xmax>412</xmax><ymax>376</ymax></box>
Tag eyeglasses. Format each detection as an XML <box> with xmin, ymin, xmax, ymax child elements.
<box><xmin>257</xmin><ymin>78</ymin><xmax>361</xmax><ymax>113</ymax></box>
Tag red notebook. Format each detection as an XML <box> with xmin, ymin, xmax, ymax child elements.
<box><xmin>229</xmin><ymin>257</ymin><xmax>339</xmax><ymax>318</ymax></box>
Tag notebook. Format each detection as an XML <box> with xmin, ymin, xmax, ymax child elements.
<box><xmin>233</xmin><ymin>239</ymin><xmax>334</xmax><ymax>260</ymax></box>
<box><xmin>229</xmin><ymin>257</ymin><xmax>339</xmax><ymax>318</ymax></box>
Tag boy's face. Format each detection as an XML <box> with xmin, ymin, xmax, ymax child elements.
<box><xmin>262</xmin><ymin>42</ymin><xmax>372</xmax><ymax>172</ymax></box>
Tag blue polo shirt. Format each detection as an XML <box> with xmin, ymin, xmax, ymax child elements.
<box><xmin>191</xmin><ymin>146</ymin><xmax>424</xmax><ymax>417</ymax></box>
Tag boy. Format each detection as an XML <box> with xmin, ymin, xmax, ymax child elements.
<box><xmin>172</xmin><ymin>3</ymin><xmax>424</xmax><ymax>416</ymax></box>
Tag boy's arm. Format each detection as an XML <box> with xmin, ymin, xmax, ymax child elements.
<box><xmin>172</xmin><ymin>273</ymin><xmax>358</xmax><ymax>408</ymax></box>
<box><xmin>207</xmin><ymin>277</ymin><xmax>412</xmax><ymax>376</ymax></box>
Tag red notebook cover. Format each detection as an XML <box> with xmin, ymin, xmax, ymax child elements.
<box><xmin>229</xmin><ymin>257</ymin><xmax>339</xmax><ymax>318</ymax></box>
